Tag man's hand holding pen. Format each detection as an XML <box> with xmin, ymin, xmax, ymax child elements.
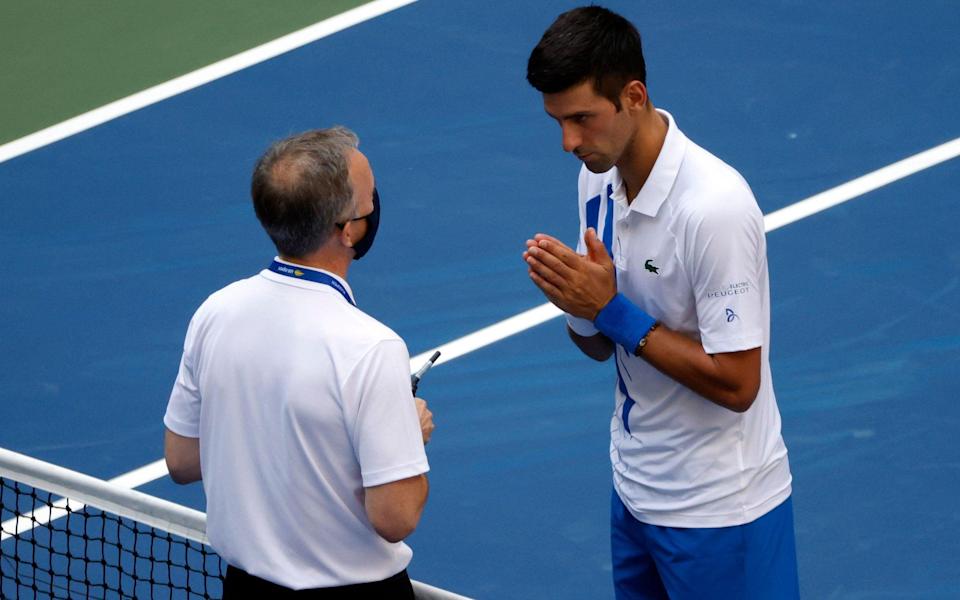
<box><xmin>412</xmin><ymin>351</ymin><xmax>440</xmax><ymax>445</ymax></box>
<box><xmin>415</xmin><ymin>398</ymin><xmax>434</xmax><ymax>445</ymax></box>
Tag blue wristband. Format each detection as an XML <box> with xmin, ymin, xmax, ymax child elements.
<box><xmin>593</xmin><ymin>293</ymin><xmax>656</xmax><ymax>352</ymax></box>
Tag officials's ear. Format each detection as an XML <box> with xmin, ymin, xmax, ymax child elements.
<box><xmin>335</xmin><ymin>221</ymin><xmax>356</xmax><ymax>250</ymax></box>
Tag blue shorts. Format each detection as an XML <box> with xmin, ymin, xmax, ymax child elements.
<box><xmin>611</xmin><ymin>491</ymin><xmax>799</xmax><ymax>600</ymax></box>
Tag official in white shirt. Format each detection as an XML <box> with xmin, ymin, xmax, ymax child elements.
<box><xmin>164</xmin><ymin>126</ymin><xmax>433</xmax><ymax>598</ymax></box>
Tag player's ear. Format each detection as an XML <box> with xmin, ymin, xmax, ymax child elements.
<box><xmin>622</xmin><ymin>80</ymin><xmax>648</xmax><ymax>111</ymax></box>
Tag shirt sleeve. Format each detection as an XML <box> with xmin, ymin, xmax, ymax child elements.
<box><xmin>163</xmin><ymin>314</ymin><xmax>202</xmax><ymax>438</ymax></box>
<box><xmin>342</xmin><ymin>339</ymin><xmax>429</xmax><ymax>488</ymax></box>
<box><xmin>683</xmin><ymin>189</ymin><xmax>766</xmax><ymax>355</ymax></box>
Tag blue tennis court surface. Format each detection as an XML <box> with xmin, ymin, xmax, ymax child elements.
<box><xmin>2</xmin><ymin>2</ymin><xmax>958</xmax><ymax>597</ymax></box>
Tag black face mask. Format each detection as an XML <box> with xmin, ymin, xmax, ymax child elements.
<box><xmin>350</xmin><ymin>188</ymin><xmax>380</xmax><ymax>260</ymax></box>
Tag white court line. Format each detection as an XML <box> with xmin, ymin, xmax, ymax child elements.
<box><xmin>0</xmin><ymin>0</ymin><xmax>418</xmax><ymax>165</ymax></box>
<box><xmin>762</xmin><ymin>137</ymin><xmax>960</xmax><ymax>232</ymax></box>
<box><xmin>408</xmin><ymin>303</ymin><xmax>563</xmax><ymax>369</ymax></box>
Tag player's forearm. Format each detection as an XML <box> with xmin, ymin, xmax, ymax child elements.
<box><xmin>589</xmin><ymin>293</ymin><xmax>760</xmax><ymax>412</ymax></box>
<box><xmin>640</xmin><ymin>325</ymin><xmax>761</xmax><ymax>412</ymax></box>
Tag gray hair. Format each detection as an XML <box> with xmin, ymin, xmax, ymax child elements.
<box><xmin>251</xmin><ymin>126</ymin><xmax>360</xmax><ymax>258</ymax></box>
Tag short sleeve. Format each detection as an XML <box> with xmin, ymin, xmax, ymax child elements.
<box><xmin>566</xmin><ymin>313</ymin><xmax>600</xmax><ymax>337</ymax></box>
<box><xmin>342</xmin><ymin>339</ymin><xmax>429</xmax><ymax>488</ymax></box>
<box><xmin>684</xmin><ymin>192</ymin><xmax>765</xmax><ymax>355</ymax></box>
<box><xmin>163</xmin><ymin>315</ymin><xmax>202</xmax><ymax>438</ymax></box>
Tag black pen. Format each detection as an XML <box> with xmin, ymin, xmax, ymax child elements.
<box><xmin>411</xmin><ymin>351</ymin><xmax>441</xmax><ymax>395</ymax></box>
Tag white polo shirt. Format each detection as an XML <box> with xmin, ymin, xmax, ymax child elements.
<box><xmin>568</xmin><ymin>109</ymin><xmax>792</xmax><ymax>528</ymax></box>
<box><xmin>164</xmin><ymin>259</ymin><xmax>429</xmax><ymax>589</ymax></box>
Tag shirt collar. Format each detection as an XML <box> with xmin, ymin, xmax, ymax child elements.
<box><xmin>261</xmin><ymin>257</ymin><xmax>355</xmax><ymax>304</ymax></box>
<box><xmin>610</xmin><ymin>108</ymin><xmax>687</xmax><ymax>217</ymax></box>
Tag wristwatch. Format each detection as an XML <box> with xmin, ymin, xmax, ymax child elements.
<box><xmin>634</xmin><ymin>322</ymin><xmax>659</xmax><ymax>356</ymax></box>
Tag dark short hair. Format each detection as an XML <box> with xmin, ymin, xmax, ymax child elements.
<box><xmin>251</xmin><ymin>127</ymin><xmax>359</xmax><ymax>258</ymax></box>
<box><xmin>526</xmin><ymin>6</ymin><xmax>646</xmax><ymax>110</ymax></box>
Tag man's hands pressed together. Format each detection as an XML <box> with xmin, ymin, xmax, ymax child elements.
<box><xmin>523</xmin><ymin>228</ymin><xmax>616</xmax><ymax>319</ymax></box>
<box><xmin>522</xmin><ymin>226</ymin><xmax>762</xmax><ymax>412</ymax></box>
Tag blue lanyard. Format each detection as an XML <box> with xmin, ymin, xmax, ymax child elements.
<box><xmin>267</xmin><ymin>260</ymin><xmax>355</xmax><ymax>306</ymax></box>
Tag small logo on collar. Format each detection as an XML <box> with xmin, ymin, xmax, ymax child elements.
<box><xmin>644</xmin><ymin>259</ymin><xmax>660</xmax><ymax>275</ymax></box>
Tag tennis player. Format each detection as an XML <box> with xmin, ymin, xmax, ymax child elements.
<box><xmin>163</xmin><ymin>127</ymin><xmax>433</xmax><ymax>598</ymax></box>
<box><xmin>524</xmin><ymin>7</ymin><xmax>799</xmax><ymax>598</ymax></box>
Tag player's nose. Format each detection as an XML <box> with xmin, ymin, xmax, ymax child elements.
<box><xmin>561</xmin><ymin>124</ymin><xmax>580</xmax><ymax>153</ymax></box>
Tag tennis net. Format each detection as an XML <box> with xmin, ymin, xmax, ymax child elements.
<box><xmin>0</xmin><ymin>447</ymin><xmax>469</xmax><ymax>600</ymax></box>
<box><xmin>1</xmin><ymin>447</ymin><xmax>221</xmax><ymax>599</ymax></box>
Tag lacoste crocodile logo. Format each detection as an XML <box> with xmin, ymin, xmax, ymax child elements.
<box><xmin>644</xmin><ymin>259</ymin><xmax>660</xmax><ymax>274</ymax></box>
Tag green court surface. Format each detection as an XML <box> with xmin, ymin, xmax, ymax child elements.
<box><xmin>0</xmin><ymin>0</ymin><xmax>370</xmax><ymax>144</ymax></box>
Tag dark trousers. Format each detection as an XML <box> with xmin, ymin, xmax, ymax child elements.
<box><xmin>223</xmin><ymin>565</ymin><xmax>415</xmax><ymax>599</ymax></box>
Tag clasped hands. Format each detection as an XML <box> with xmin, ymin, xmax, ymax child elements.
<box><xmin>523</xmin><ymin>228</ymin><xmax>616</xmax><ymax>320</ymax></box>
